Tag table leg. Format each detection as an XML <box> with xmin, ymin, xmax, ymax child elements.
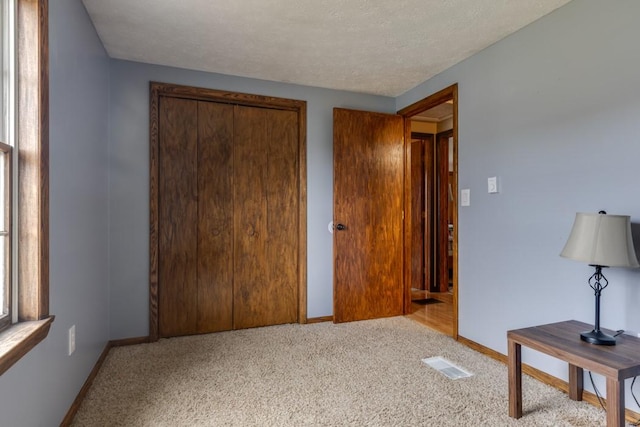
<box><xmin>568</xmin><ymin>364</ymin><xmax>583</xmax><ymax>401</ymax></box>
<box><xmin>508</xmin><ymin>339</ymin><xmax>522</xmax><ymax>418</ymax></box>
<box><xmin>605</xmin><ymin>378</ymin><xmax>625</xmax><ymax>427</ymax></box>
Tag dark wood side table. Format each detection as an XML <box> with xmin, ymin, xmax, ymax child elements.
<box><xmin>508</xmin><ymin>320</ymin><xmax>640</xmax><ymax>427</ymax></box>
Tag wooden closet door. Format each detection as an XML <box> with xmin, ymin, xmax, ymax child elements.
<box><xmin>157</xmin><ymin>97</ymin><xmax>299</xmax><ymax>336</ymax></box>
<box><xmin>158</xmin><ymin>97</ymin><xmax>199</xmax><ymax>337</ymax></box>
<box><xmin>196</xmin><ymin>101</ymin><xmax>234</xmax><ymax>333</ymax></box>
<box><xmin>233</xmin><ymin>105</ymin><xmax>299</xmax><ymax>329</ymax></box>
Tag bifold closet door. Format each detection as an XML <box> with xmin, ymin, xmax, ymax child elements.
<box><xmin>233</xmin><ymin>105</ymin><xmax>299</xmax><ymax>329</ymax></box>
<box><xmin>158</xmin><ymin>98</ymin><xmax>299</xmax><ymax>337</ymax></box>
<box><xmin>158</xmin><ymin>98</ymin><xmax>235</xmax><ymax>337</ymax></box>
<box><xmin>158</xmin><ymin>97</ymin><xmax>200</xmax><ymax>337</ymax></box>
<box><xmin>197</xmin><ymin>101</ymin><xmax>234</xmax><ymax>333</ymax></box>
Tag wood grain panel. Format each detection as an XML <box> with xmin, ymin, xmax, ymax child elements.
<box><xmin>264</xmin><ymin>110</ymin><xmax>301</xmax><ymax>324</ymax></box>
<box><xmin>233</xmin><ymin>106</ymin><xmax>299</xmax><ymax>329</ymax></box>
<box><xmin>407</xmin><ymin>299</ymin><xmax>453</xmax><ymax>336</ymax></box>
<box><xmin>333</xmin><ymin>108</ymin><xmax>404</xmax><ymax>323</ymax></box>
<box><xmin>450</xmin><ymin>86</ymin><xmax>459</xmax><ymax>340</ymax></box>
<box><xmin>402</xmin><ymin>119</ymin><xmax>413</xmax><ymax>315</ymax></box>
<box><xmin>410</xmin><ymin>139</ymin><xmax>424</xmax><ymax>292</ymax></box>
<box><xmin>424</xmin><ymin>135</ymin><xmax>435</xmax><ymax>292</ymax></box>
<box><xmin>150</xmin><ymin>82</ymin><xmax>307</xmax><ymax>338</ymax></box>
<box><xmin>408</xmin><ymin>132</ymin><xmax>435</xmax><ymax>295</ymax></box>
<box><xmin>17</xmin><ymin>0</ymin><xmax>49</xmax><ymax>321</ymax></box>
<box><xmin>149</xmin><ymin>84</ymin><xmax>160</xmax><ymax>340</ymax></box>
<box><xmin>196</xmin><ymin>101</ymin><xmax>234</xmax><ymax>333</ymax></box>
<box><xmin>0</xmin><ymin>316</ymin><xmax>53</xmax><ymax>376</ymax></box>
<box><xmin>264</xmin><ymin>108</ymin><xmax>299</xmax><ymax>326</ymax></box>
<box><xmin>306</xmin><ymin>316</ymin><xmax>333</xmax><ymax>324</ymax></box>
<box><xmin>607</xmin><ymin>378</ymin><xmax>625</xmax><ymax>426</ymax></box>
<box><xmin>158</xmin><ymin>97</ymin><xmax>199</xmax><ymax>337</ymax></box>
<box><xmin>569</xmin><ymin>363</ymin><xmax>584</xmax><ymax>400</ymax></box>
<box><xmin>509</xmin><ymin>321</ymin><xmax>640</xmax><ymax>378</ymax></box>
<box><xmin>435</xmin><ymin>131</ymin><xmax>451</xmax><ymax>292</ymax></box>
<box><xmin>150</xmin><ymin>82</ymin><xmax>305</xmax><ymax>112</ymax></box>
<box><xmin>508</xmin><ymin>339</ymin><xmax>522</xmax><ymax>418</ymax></box>
<box><xmin>296</xmin><ymin>104</ymin><xmax>308</xmax><ymax>325</ymax></box>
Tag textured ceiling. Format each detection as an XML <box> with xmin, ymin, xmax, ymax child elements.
<box><xmin>414</xmin><ymin>102</ymin><xmax>453</xmax><ymax>122</ymax></box>
<box><xmin>82</xmin><ymin>0</ymin><xmax>571</xmax><ymax>97</ymax></box>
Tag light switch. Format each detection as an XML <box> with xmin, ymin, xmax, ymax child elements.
<box><xmin>488</xmin><ymin>177</ymin><xmax>499</xmax><ymax>194</ymax></box>
<box><xmin>461</xmin><ymin>189</ymin><xmax>470</xmax><ymax>206</ymax></box>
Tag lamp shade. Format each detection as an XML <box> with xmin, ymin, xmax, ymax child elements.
<box><xmin>560</xmin><ymin>212</ymin><xmax>639</xmax><ymax>268</ymax></box>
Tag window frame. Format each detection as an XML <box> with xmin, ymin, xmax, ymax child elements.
<box><xmin>0</xmin><ymin>0</ymin><xmax>15</xmax><ymax>332</ymax></box>
<box><xmin>0</xmin><ymin>0</ymin><xmax>52</xmax><ymax>377</ymax></box>
<box><xmin>0</xmin><ymin>141</ymin><xmax>12</xmax><ymax>332</ymax></box>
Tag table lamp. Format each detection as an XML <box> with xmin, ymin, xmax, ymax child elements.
<box><xmin>560</xmin><ymin>211</ymin><xmax>639</xmax><ymax>345</ymax></box>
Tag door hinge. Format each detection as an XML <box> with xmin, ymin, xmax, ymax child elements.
<box><xmin>402</xmin><ymin>210</ymin><xmax>405</xmax><ymax>220</ymax></box>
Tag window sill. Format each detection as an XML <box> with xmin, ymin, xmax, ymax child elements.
<box><xmin>0</xmin><ymin>316</ymin><xmax>55</xmax><ymax>376</ymax></box>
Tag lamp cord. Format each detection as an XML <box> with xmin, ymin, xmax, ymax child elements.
<box><xmin>631</xmin><ymin>376</ymin><xmax>640</xmax><ymax>426</ymax></box>
<box><xmin>588</xmin><ymin>372</ymin><xmax>640</xmax><ymax>426</ymax></box>
<box><xmin>588</xmin><ymin>371</ymin><xmax>606</xmax><ymax>412</ymax></box>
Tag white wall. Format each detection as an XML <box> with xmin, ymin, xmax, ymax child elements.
<box><xmin>108</xmin><ymin>60</ymin><xmax>395</xmax><ymax>339</ymax></box>
<box><xmin>0</xmin><ymin>0</ymin><xmax>110</xmax><ymax>425</ymax></box>
<box><xmin>397</xmin><ymin>0</ymin><xmax>640</xmax><ymax>411</ymax></box>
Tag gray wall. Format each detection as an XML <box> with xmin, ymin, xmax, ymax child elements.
<box><xmin>0</xmin><ymin>0</ymin><xmax>110</xmax><ymax>425</ymax></box>
<box><xmin>397</xmin><ymin>0</ymin><xmax>640</xmax><ymax>411</ymax></box>
<box><xmin>108</xmin><ymin>60</ymin><xmax>395</xmax><ymax>339</ymax></box>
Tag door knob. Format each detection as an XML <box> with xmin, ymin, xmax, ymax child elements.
<box><xmin>336</xmin><ymin>223</ymin><xmax>346</xmax><ymax>231</ymax></box>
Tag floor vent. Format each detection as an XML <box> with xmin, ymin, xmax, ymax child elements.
<box><xmin>422</xmin><ymin>356</ymin><xmax>473</xmax><ymax>380</ymax></box>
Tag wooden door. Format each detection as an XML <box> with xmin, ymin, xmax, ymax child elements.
<box><xmin>151</xmin><ymin>83</ymin><xmax>306</xmax><ymax>341</ymax></box>
<box><xmin>158</xmin><ymin>97</ymin><xmax>201</xmax><ymax>337</ymax></box>
<box><xmin>159</xmin><ymin>98</ymin><xmax>236</xmax><ymax>337</ymax></box>
<box><xmin>196</xmin><ymin>101</ymin><xmax>234</xmax><ymax>333</ymax></box>
<box><xmin>333</xmin><ymin>108</ymin><xmax>404</xmax><ymax>323</ymax></box>
<box><xmin>233</xmin><ymin>105</ymin><xmax>299</xmax><ymax>329</ymax></box>
<box><xmin>158</xmin><ymin>98</ymin><xmax>300</xmax><ymax>336</ymax></box>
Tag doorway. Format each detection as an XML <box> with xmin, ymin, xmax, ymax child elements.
<box><xmin>399</xmin><ymin>84</ymin><xmax>458</xmax><ymax>337</ymax></box>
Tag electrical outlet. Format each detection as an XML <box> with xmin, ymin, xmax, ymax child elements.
<box><xmin>68</xmin><ymin>325</ymin><xmax>76</xmax><ymax>356</ymax></box>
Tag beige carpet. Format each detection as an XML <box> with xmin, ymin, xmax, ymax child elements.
<box><xmin>71</xmin><ymin>317</ymin><xmax>606</xmax><ymax>426</ymax></box>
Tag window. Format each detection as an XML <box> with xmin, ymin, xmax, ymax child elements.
<box><xmin>0</xmin><ymin>0</ymin><xmax>51</xmax><ymax>376</ymax></box>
